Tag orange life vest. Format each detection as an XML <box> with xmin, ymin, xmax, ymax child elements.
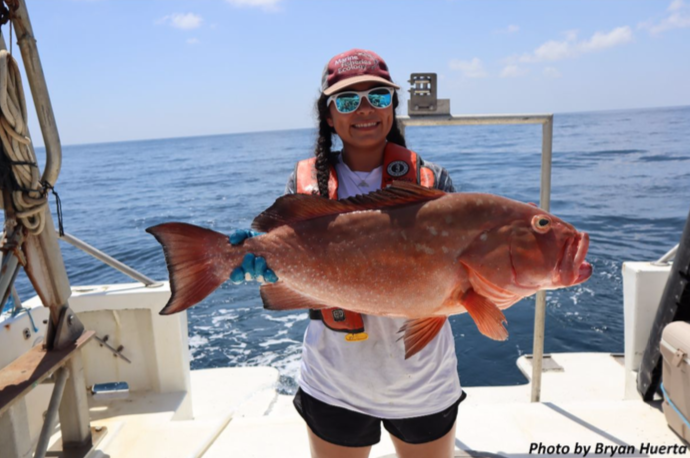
<box><xmin>295</xmin><ymin>142</ymin><xmax>435</xmax><ymax>339</ymax></box>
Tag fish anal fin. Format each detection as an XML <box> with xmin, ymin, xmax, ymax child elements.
<box><xmin>461</xmin><ymin>288</ymin><xmax>509</xmax><ymax>341</ymax></box>
<box><xmin>398</xmin><ymin>317</ymin><xmax>447</xmax><ymax>359</ymax></box>
<box><xmin>252</xmin><ymin>181</ymin><xmax>446</xmax><ymax>232</ymax></box>
<box><xmin>260</xmin><ymin>283</ymin><xmax>328</xmax><ymax>311</ymax></box>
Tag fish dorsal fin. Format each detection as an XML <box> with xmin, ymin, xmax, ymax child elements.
<box><xmin>252</xmin><ymin>181</ymin><xmax>446</xmax><ymax>233</ymax></box>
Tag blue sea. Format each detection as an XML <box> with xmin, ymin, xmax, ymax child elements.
<box><xmin>10</xmin><ymin>105</ymin><xmax>690</xmax><ymax>392</ymax></box>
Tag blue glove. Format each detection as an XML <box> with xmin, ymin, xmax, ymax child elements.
<box><xmin>228</xmin><ymin>230</ymin><xmax>278</xmax><ymax>284</ymax></box>
<box><xmin>229</xmin><ymin>229</ymin><xmax>262</xmax><ymax>245</ymax></box>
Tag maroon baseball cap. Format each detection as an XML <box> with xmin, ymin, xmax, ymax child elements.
<box><xmin>321</xmin><ymin>49</ymin><xmax>400</xmax><ymax>96</ymax></box>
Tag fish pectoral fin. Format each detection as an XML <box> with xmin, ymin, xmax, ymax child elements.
<box><xmin>461</xmin><ymin>288</ymin><xmax>509</xmax><ymax>341</ymax></box>
<box><xmin>260</xmin><ymin>283</ymin><xmax>328</xmax><ymax>311</ymax></box>
<box><xmin>397</xmin><ymin>317</ymin><xmax>447</xmax><ymax>360</ymax></box>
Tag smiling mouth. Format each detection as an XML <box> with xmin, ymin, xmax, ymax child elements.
<box><xmin>352</xmin><ymin>122</ymin><xmax>380</xmax><ymax>130</ymax></box>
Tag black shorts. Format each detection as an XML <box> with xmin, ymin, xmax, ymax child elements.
<box><xmin>293</xmin><ymin>388</ymin><xmax>466</xmax><ymax>447</ymax></box>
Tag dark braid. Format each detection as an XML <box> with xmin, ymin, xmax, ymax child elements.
<box><xmin>386</xmin><ymin>99</ymin><xmax>406</xmax><ymax>148</ymax></box>
<box><xmin>313</xmin><ymin>91</ymin><xmax>406</xmax><ymax>198</ymax></box>
<box><xmin>314</xmin><ymin>94</ymin><xmax>335</xmax><ymax>198</ymax></box>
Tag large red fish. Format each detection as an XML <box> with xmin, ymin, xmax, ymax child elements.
<box><xmin>147</xmin><ymin>182</ymin><xmax>591</xmax><ymax>358</ymax></box>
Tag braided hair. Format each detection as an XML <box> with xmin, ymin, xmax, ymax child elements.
<box><xmin>313</xmin><ymin>91</ymin><xmax>406</xmax><ymax>198</ymax></box>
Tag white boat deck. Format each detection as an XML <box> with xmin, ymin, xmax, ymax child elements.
<box><xmin>7</xmin><ymin>279</ymin><xmax>681</xmax><ymax>457</ymax></box>
<box><xmin>72</xmin><ymin>352</ymin><xmax>684</xmax><ymax>458</ymax></box>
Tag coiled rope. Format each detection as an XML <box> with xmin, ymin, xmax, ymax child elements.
<box><xmin>0</xmin><ymin>49</ymin><xmax>49</xmax><ymax>235</ymax></box>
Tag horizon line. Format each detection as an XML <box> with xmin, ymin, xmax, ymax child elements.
<box><xmin>34</xmin><ymin>103</ymin><xmax>690</xmax><ymax>150</ymax></box>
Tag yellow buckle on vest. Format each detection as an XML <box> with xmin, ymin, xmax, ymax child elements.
<box><xmin>345</xmin><ymin>332</ymin><xmax>369</xmax><ymax>342</ymax></box>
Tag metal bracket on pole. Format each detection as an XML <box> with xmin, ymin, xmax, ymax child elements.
<box><xmin>47</xmin><ymin>306</ymin><xmax>85</xmax><ymax>351</ymax></box>
<box><xmin>407</xmin><ymin>73</ymin><xmax>451</xmax><ymax>116</ymax></box>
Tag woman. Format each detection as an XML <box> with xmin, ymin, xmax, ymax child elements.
<box><xmin>236</xmin><ymin>49</ymin><xmax>464</xmax><ymax>458</ymax></box>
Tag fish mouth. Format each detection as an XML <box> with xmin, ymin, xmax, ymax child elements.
<box><xmin>555</xmin><ymin>232</ymin><xmax>592</xmax><ymax>286</ymax></box>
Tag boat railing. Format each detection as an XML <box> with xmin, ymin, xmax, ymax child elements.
<box><xmin>399</xmin><ymin>109</ymin><xmax>554</xmax><ymax>403</ymax></box>
<box><xmin>1</xmin><ymin>228</ymin><xmax>161</xmax><ymax>317</ymax></box>
<box><xmin>653</xmin><ymin>244</ymin><xmax>678</xmax><ymax>266</ymax></box>
<box><xmin>58</xmin><ymin>232</ymin><xmax>162</xmax><ymax>287</ymax></box>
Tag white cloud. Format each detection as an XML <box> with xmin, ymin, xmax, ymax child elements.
<box><xmin>582</xmin><ymin>27</ymin><xmax>633</xmax><ymax>51</ymax></box>
<box><xmin>500</xmin><ymin>65</ymin><xmax>528</xmax><ymax>78</ymax></box>
<box><xmin>496</xmin><ymin>24</ymin><xmax>519</xmax><ymax>34</ymax></box>
<box><xmin>515</xmin><ymin>26</ymin><xmax>632</xmax><ymax>63</ymax></box>
<box><xmin>187</xmin><ymin>38</ymin><xmax>201</xmax><ymax>45</ymax></box>
<box><xmin>225</xmin><ymin>0</ymin><xmax>283</xmax><ymax>12</ymax></box>
<box><xmin>563</xmin><ymin>29</ymin><xmax>579</xmax><ymax>41</ymax></box>
<box><xmin>639</xmin><ymin>0</ymin><xmax>690</xmax><ymax>35</ymax></box>
<box><xmin>543</xmin><ymin>67</ymin><xmax>562</xmax><ymax>78</ymax></box>
<box><xmin>157</xmin><ymin>13</ymin><xmax>203</xmax><ymax>30</ymax></box>
<box><xmin>449</xmin><ymin>58</ymin><xmax>488</xmax><ymax>78</ymax></box>
<box><xmin>650</xmin><ymin>13</ymin><xmax>690</xmax><ymax>34</ymax></box>
<box><xmin>669</xmin><ymin>0</ymin><xmax>684</xmax><ymax>11</ymax></box>
<box><xmin>526</xmin><ymin>40</ymin><xmax>571</xmax><ymax>62</ymax></box>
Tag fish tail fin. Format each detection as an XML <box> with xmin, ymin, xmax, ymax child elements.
<box><xmin>146</xmin><ymin>222</ymin><xmax>240</xmax><ymax>315</ymax></box>
<box><xmin>398</xmin><ymin>317</ymin><xmax>447</xmax><ymax>359</ymax></box>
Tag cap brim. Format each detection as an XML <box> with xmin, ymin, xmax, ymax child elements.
<box><xmin>323</xmin><ymin>76</ymin><xmax>400</xmax><ymax>96</ymax></box>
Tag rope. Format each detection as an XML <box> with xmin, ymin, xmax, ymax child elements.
<box><xmin>0</xmin><ymin>49</ymin><xmax>49</xmax><ymax>235</ymax></box>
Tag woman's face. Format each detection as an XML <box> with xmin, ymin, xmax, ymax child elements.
<box><xmin>327</xmin><ymin>81</ymin><xmax>394</xmax><ymax>150</ymax></box>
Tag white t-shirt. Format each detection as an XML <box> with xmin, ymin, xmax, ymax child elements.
<box><xmin>297</xmin><ymin>155</ymin><xmax>462</xmax><ymax>419</ymax></box>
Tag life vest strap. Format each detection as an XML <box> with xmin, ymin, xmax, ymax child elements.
<box><xmin>309</xmin><ymin>308</ymin><xmax>365</xmax><ymax>334</ymax></box>
<box><xmin>296</xmin><ymin>158</ymin><xmax>338</xmax><ymax>199</ymax></box>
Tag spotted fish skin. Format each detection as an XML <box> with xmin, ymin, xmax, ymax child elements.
<box><xmin>147</xmin><ymin>182</ymin><xmax>591</xmax><ymax>358</ymax></box>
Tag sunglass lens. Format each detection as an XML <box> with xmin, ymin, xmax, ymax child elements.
<box><xmin>367</xmin><ymin>89</ymin><xmax>392</xmax><ymax>109</ymax></box>
<box><xmin>335</xmin><ymin>93</ymin><xmax>360</xmax><ymax>113</ymax></box>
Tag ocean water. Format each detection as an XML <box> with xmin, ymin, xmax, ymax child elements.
<box><xmin>9</xmin><ymin>105</ymin><xmax>690</xmax><ymax>392</ymax></box>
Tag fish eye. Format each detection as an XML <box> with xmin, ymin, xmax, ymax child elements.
<box><xmin>532</xmin><ymin>215</ymin><xmax>552</xmax><ymax>234</ymax></box>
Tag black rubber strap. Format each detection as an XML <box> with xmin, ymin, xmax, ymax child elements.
<box><xmin>309</xmin><ymin>309</ymin><xmax>322</xmax><ymax>320</ymax></box>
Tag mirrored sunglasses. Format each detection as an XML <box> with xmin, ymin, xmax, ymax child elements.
<box><xmin>327</xmin><ymin>87</ymin><xmax>394</xmax><ymax>114</ymax></box>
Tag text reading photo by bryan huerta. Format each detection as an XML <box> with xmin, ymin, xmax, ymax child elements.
<box><xmin>529</xmin><ymin>442</ymin><xmax>688</xmax><ymax>456</ymax></box>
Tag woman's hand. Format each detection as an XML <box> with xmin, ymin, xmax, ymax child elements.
<box><xmin>228</xmin><ymin>230</ymin><xmax>278</xmax><ymax>284</ymax></box>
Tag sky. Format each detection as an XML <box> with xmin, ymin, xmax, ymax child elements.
<box><xmin>7</xmin><ymin>0</ymin><xmax>690</xmax><ymax>146</ymax></box>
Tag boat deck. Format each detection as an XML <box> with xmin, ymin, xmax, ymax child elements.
<box><xmin>55</xmin><ymin>352</ymin><xmax>685</xmax><ymax>458</ymax></box>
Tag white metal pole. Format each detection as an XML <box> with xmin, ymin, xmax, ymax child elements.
<box><xmin>34</xmin><ymin>367</ymin><xmax>69</xmax><ymax>458</ymax></box>
<box><xmin>0</xmin><ymin>28</ymin><xmax>70</xmax><ymax>327</ymax></box>
<box><xmin>57</xmin><ymin>352</ymin><xmax>92</xmax><ymax>450</ymax></box>
<box><xmin>530</xmin><ymin>116</ymin><xmax>554</xmax><ymax>402</ymax></box>
<box><xmin>398</xmin><ymin>114</ymin><xmax>552</xmax><ymax>126</ymax></box>
<box><xmin>60</xmin><ymin>232</ymin><xmax>162</xmax><ymax>287</ymax></box>
<box><xmin>397</xmin><ymin>112</ymin><xmax>555</xmax><ymax>402</ymax></box>
<box><xmin>8</xmin><ymin>0</ymin><xmax>62</xmax><ymax>187</ymax></box>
